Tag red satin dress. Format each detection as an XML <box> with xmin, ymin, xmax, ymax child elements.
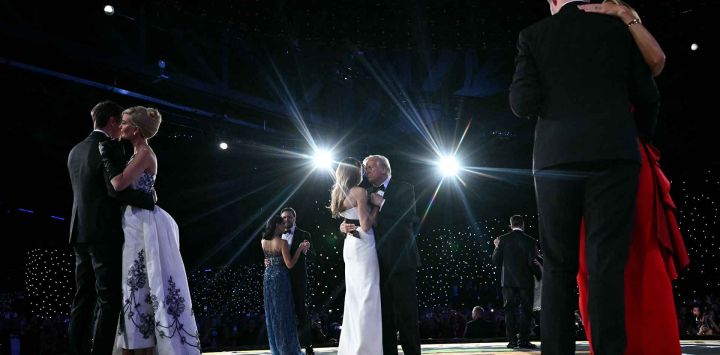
<box><xmin>577</xmin><ymin>142</ymin><xmax>690</xmax><ymax>355</ymax></box>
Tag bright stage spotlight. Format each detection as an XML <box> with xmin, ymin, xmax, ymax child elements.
<box><xmin>313</xmin><ymin>149</ymin><xmax>333</xmax><ymax>170</ymax></box>
<box><xmin>438</xmin><ymin>155</ymin><xmax>460</xmax><ymax>177</ymax></box>
<box><xmin>103</xmin><ymin>5</ymin><xmax>115</xmax><ymax>16</ymax></box>
<box><xmin>219</xmin><ymin>142</ymin><xmax>228</xmax><ymax>150</ymax></box>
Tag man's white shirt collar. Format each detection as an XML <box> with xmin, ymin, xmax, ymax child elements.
<box><xmin>93</xmin><ymin>129</ymin><xmax>110</xmax><ymax>138</ymax></box>
<box><xmin>282</xmin><ymin>225</ymin><xmax>296</xmax><ymax>245</ymax></box>
<box><xmin>381</xmin><ymin>175</ymin><xmax>391</xmax><ymax>189</ymax></box>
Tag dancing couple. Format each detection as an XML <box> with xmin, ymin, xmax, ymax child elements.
<box><xmin>68</xmin><ymin>102</ymin><xmax>199</xmax><ymax>355</ymax></box>
<box><xmin>510</xmin><ymin>0</ymin><xmax>688</xmax><ymax>354</ymax></box>
<box><xmin>261</xmin><ymin>155</ymin><xmax>421</xmax><ymax>355</ymax></box>
<box><xmin>332</xmin><ymin>155</ymin><xmax>422</xmax><ymax>355</ymax></box>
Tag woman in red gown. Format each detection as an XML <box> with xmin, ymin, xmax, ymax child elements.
<box><xmin>576</xmin><ymin>1</ymin><xmax>690</xmax><ymax>354</ymax></box>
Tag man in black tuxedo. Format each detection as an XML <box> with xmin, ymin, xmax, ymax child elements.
<box><xmin>343</xmin><ymin>154</ymin><xmax>421</xmax><ymax>355</ymax></box>
<box><xmin>492</xmin><ymin>215</ymin><xmax>541</xmax><ymax>349</ymax></box>
<box><xmin>509</xmin><ymin>1</ymin><xmax>659</xmax><ymax>354</ymax></box>
<box><xmin>67</xmin><ymin>101</ymin><xmax>155</xmax><ymax>355</ymax></box>
<box><xmin>280</xmin><ymin>207</ymin><xmax>314</xmax><ymax>355</ymax></box>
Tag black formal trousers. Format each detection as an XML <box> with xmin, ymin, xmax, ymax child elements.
<box><xmin>535</xmin><ymin>161</ymin><xmax>639</xmax><ymax>355</ymax></box>
<box><xmin>502</xmin><ymin>287</ymin><xmax>533</xmax><ymax>344</ymax></box>
<box><xmin>68</xmin><ymin>241</ymin><xmax>123</xmax><ymax>355</ymax></box>
<box><xmin>380</xmin><ymin>269</ymin><xmax>421</xmax><ymax>355</ymax></box>
<box><xmin>290</xmin><ymin>275</ymin><xmax>312</xmax><ymax>350</ymax></box>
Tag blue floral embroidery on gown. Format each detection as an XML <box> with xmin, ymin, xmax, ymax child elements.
<box><xmin>134</xmin><ymin>172</ymin><xmax>155</xmax><ymax>194</ymax></box>
<box><xmin>263</xmin><ymin>251</ymin><xmax>303</xmax><ymax>355</ymax></box>
<box><xmin>119</xmin><ymin>249</ymin><xmax>155</xmax><ymax>339</ymax></box>
<box><xmin>117</xmin><ymin>169</ymin><xmax>201</xmax><ymax>353</ymax></box>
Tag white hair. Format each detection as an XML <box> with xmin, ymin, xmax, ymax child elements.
<box><xmin>363</xmin><ymin>155</ymin><xmax>391</xmax><ymax>174</ymax></box>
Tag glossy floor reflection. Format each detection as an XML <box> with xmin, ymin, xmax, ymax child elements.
<box><xmin>205</xmin><ymin>339</ymin><xmax>720</xmax><ymax>354</ymax></box>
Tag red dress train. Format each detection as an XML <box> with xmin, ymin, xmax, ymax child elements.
<box><xmin>577</xmin><ymin>142</ymin><xmax>690</xmax><ymax>355</ymax></box>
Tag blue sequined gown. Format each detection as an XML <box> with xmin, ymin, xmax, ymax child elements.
<box><xmin>263</xmin><ymin>248</ymin><xmax>303</xmax><ymax>355</ymax></box>
<box><xmin>115</xmin><ymin>170</ymin><xmax>201</xmax><ymax>354</ymax></box>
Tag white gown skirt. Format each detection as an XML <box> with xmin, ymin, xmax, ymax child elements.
<box><xmin>338</xmin><ymin>227</ymin><xmax>383</xmax><ymax>355</ymax></box>
<box><xmin>115</xmin><ymin>205</ymin><xmax>201</xmax><ymax>354</ymax></box>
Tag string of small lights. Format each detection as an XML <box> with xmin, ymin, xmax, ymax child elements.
<box><xmin>185</xmin><ymin>216</ymin><xmax>539</xmax><ymax>317</ymax></box>
<box><xmin>673</xmin><ymin>169</ymin><xmax>720</xmax><ymax>304</ymax></box>
<box><xmin>19</xmin><ymin>169</ymin><xmax>717</xmax><ymax>327</ymax></box>
<box><xmin>23</xmin><ymin>248</ymin><xmax>73</xmax><ymax>319</ymax></box>
<box><xmin>417</xmin><ymin>216</ymin><xmax>538</xmax><ymax>309</ymax></box>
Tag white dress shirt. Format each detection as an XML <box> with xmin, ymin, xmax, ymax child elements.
<box><xmin>281</xmin><ymin>225</ymin><xmax>296</xmax><ymax>247</ymax></box>
<box><xmin>376</xmin><ymin>175</ymin><xmax>391</xmax><ymax>210</ymax></box>
<box><xmin>93</xmin><ymin>129</ymin><xmax>110</xmax><ymax>138</ymax></box>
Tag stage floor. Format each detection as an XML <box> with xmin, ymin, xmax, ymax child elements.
<box><xmin>206</xmin><ymin>340</ymin><xmax>720</xmax><ymax>354</ymax></box>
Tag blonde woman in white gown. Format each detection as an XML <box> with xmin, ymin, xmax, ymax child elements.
<box><xmin>99</xmin><ymin>106</ymin><xmax>200</xmax><ymax>354</ymax></box>
<box><xmin>330</xmin><ymin>158</ymin><xmax>383</xmax><ymax>355</ymax></box>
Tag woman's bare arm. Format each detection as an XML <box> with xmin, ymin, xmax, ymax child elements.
<box><xmin>352</xmin><ymin>187</ymin><xmax>379</xmax><ymax>233</ymax></box>
<box><xmin>280</xmin><ymin>239</ymin><xmax>304</xmax><ymax>269</ymax></box>
<box><xmin>579</xmin><ymin>2</ymin><xmax>665</xmax><ymax>76</ymax></box>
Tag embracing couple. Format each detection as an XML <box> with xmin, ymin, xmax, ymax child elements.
<box><xmin>67</xmin><ymin>101</ymin><xmax>199</xmax><ymax>355</ymax></box>
<box><xmin>330</xmin><ymin>155</ymin><xmax>422</xmax><ymax>355</ymax></box>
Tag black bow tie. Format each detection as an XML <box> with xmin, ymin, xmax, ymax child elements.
<box><xmin>374</xmin><ymin>185</ymin><xmax>386</xmax><ymax>192</ymax></box>
<box><xmin>284</xmin><ymin>230</ymin><xmax>292</xmax><ymax>234</ymax></box>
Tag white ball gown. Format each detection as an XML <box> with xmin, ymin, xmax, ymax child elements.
<box><xmin>338</xmin><ymin>207</ymin><xmax>383</xmax><ymax>355</ymax></box>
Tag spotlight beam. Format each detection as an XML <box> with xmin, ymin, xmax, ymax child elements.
<box><xmin>193</xmin><ymin>167</ymin><xmax>317</xmax><ymax>268</ymax></box>
<box><xmin>313</xmin><ymin>149</ymin><xmax>334</xmax><ymax>170</ymax></box>
<box><xmin>452</xmin><ymin>120</ymin><xmax>472</xmax><ymax>156</ymax></box>
<box><xmin>438</xmin><ymin>155</ymin><xmax>461</xmax><ymax>177</ymax></box>
<box><xmin>419</xmin><ymin>180</ymin><xmax>445</xmax><ymax>228</ymax></box>
<box><xmin>358</xmin><ymin>55</ymin><xmax>444</xmax><ymax>157</ymax></box>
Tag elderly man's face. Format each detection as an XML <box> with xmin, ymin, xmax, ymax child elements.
<box><xmin>364</xmin><ymin>158</ymin><xmax>388</xmax><ymax>186</ymax></box>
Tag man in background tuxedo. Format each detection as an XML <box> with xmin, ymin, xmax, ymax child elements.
<box><xmin>492</xmin><ymin>215</ymin><xmax>541</xmax><ymax>349</ymax></box>
<box><xmin>280</xmin><ymin>207</ymin><xmax>314</xmax><ymax>355</ymax></box>
<box><xmin>342</xmin><ymin>155</ymin><xmax>421</xmax><ymax>355</ymax></box>
<box><xmin>67</xmin><ymin>101</ymin><xmax>155</xmax><ymax>355</ymax></box>
<box><xmin>509</xmin><ymin>0</ymin><xmax>659</xmax><ymax>354</ymax></box>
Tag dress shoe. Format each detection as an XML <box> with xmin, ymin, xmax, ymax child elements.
<box><xmin>518</xmin><ymin>341</ymin><xmax>538</xmax><ymax>349</ymax></box>
<box><xmin>305</xmin><ymin>347</ymin><xmax>314</xmax><ymax>355</ymax></box>
<box><xmin>507</xmin><ymin>342</ymin><xmax>518</xmax><ymax>349</ymax></box>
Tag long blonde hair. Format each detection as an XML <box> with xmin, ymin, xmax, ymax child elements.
<box><xmin>329</xmin><ymin>158</ymin><xmax>362</xmax><ymax>218</ymax></box>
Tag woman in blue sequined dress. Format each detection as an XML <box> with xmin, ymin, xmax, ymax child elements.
<box><xmin>101</xmin><ymin>106</ymin><xmax>200</xmax><ymax>354</ymax></box>
<box><xmin>261</xmin><ymin>215</ymin><xmax>309</xmax><ymax>355</ymax></box>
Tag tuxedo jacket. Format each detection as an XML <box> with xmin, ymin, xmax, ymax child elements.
<box><xmin>361</xmin><ymin>178</ymin><xmax>421</xmax><ymax>275</ymax></box>
<box><xmin>509</xmin><ymin>3</ymin><xmax>660</xmax><ymax>171</ymax></box>
<box><xmin>67</xmin><ymin>131</ymin><xmax>124</xmax><ymax>244</ymax></box>
<box><xmin>288</xmin><ymin>227</ymin><xmax>313</xmax><ymax>289</ymax></box>
<box><xmin>492</xmin><ymin>230</ymin><xmax>541</xmax><ymax>289</ymax></box>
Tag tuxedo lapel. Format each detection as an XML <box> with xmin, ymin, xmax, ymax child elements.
<box><xmin>382</xmin><ymin>180</ymin><xmax>394</xmax><ymax>199</ymax></box>
<box><xmin>290</xmin><ymin>228</ymin><xmax>304</xmax><ymax>254</ymax></box>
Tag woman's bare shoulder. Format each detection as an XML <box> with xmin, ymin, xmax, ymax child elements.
<box><xmin>349</xmin><ymin>186</ymin><xmax>367</xmax><ymax>197</ymax></box>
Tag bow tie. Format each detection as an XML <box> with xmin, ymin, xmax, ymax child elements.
<box><xmin>371</xmin><ymin>185</ymin><xmax>386</xmax><ymax>193</ymax></box>
<box><xmin>284</xmin><ymin>230</ymin><xmax>292</xmax><ymax>235</ymax></box>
